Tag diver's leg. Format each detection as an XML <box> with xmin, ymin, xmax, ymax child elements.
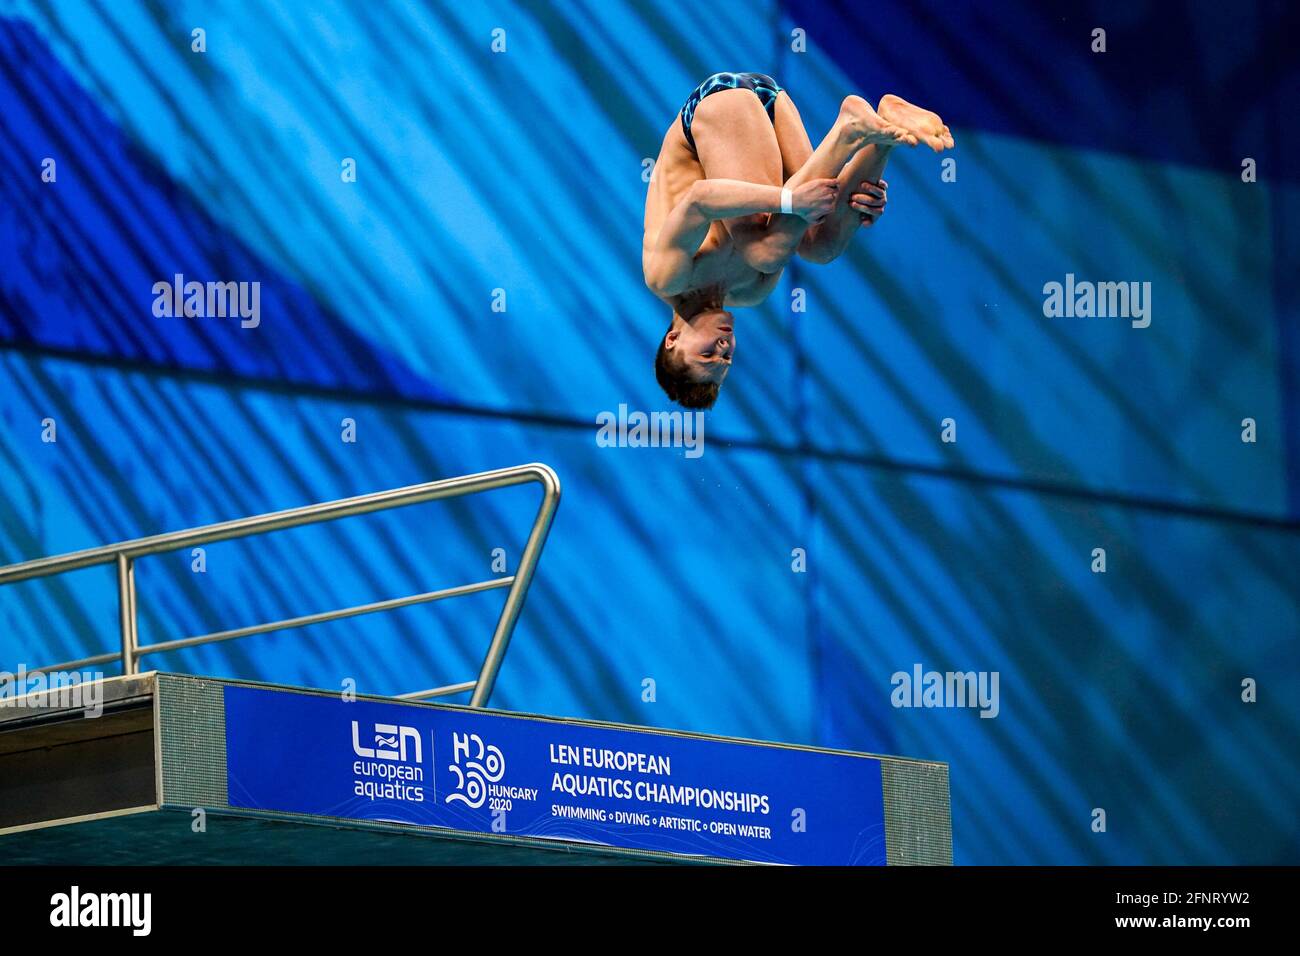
<box><xmin>751</xmin><ymin>92</ymin><xmax>918</xmax><ymax>265</ymax></box>
<box><xmin>778</xmin><ymin>94</ymin><xmax>914</xmax><ymax>189</ymax></box>
<box><xmin>688</xmin><ymin>87</ymin><xmax>786</xmax><ymax>248</ymax></box>
<box><xmin>771</xmin><ymin>91</ymin><xmax>814</xmax><ymax>181</ymax></box>
<box><xmin>800</xmin><ymin>94</ymin><xmax>955</xmax><ymax>262</ymax></box>
<box><xmin>772</xmin><ymin>92</ymin><xmax>896</xmax><ymax>263</ymax></box>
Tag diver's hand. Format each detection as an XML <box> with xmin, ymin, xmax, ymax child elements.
<box><xmin>791</xmin><ymin>179</ymin><xmax>840</xmax><ymax>224</ymax></box>
<box><xmin>850</xmin><ymin>178</ymin><xmax>887</xmax><ymax>226</ymax></box>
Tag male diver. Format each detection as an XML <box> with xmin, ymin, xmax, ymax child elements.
<box><xmin>643</xmin><ymin>72</ymin><xmax>953</xmax><ymax>407</ymax></box>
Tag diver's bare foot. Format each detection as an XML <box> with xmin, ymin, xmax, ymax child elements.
<box><xmin>877</xmin><ymin>93</ymin><xmax>954</xmax><ymax>152</ymax></box>
<box><xmin>838</xmin><ymin>94</ymin><xmax>919</xmax><ymax>149</ymax></box>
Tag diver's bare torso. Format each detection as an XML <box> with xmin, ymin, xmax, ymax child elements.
<box><xmin>642</xmin><ymin>121</ymin><xmax>781</xmax><ymax>311</ymax></box>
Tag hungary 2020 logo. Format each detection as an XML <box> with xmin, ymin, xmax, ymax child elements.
<box><xmin>445</xmin><ymin>731</ymin><xmax>505</xmax><ymax>808</ymax></box>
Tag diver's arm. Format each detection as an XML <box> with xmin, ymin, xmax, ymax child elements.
<box><xmin>644</xmin><ymin>179</ymin><xmax>836</xmax><ymax>295</ymax></box>
<box><xmin>724</xmin><ymin>179</ymin><xmax>841</xmax><ymax>274</ymax></box>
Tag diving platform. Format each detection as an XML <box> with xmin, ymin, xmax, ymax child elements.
<box><xmin>0</xmin><ymin>672</ymin><xmax>952</xmax><ymax>865</ymax></box>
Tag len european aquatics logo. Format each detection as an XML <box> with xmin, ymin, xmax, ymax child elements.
<box><xmin>351</xmin><ymin>720</ymin><xmax>425</xmax><ymax>803</ymax></box>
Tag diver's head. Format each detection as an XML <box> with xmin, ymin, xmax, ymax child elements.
<box><xmin>655</xmin><ymin>309</ymin><xmax>734</xmax><ymax>409</ymax></box>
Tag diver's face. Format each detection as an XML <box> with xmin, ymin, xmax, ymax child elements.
<box><xmin>665</xmin><ymin>310</ymin><xmax>735</xmax><ymax>385</ymax></box>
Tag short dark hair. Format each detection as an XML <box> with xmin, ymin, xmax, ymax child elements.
<box><xmin>655</xmin><ymin>331</ymin><xmax>719</xmax><ymax>409</ymax></box>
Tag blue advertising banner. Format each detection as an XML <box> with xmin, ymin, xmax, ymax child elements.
<box><xmin>224</xmin><ymin>686</ymin><xmax>887</xmax><ymax>865</ymax></box>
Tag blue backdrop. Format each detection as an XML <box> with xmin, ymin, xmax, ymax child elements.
<box><xmin>1</xmin><ymin>0</ymin><xmax>1296</xmax><ymax>864</ymax></box>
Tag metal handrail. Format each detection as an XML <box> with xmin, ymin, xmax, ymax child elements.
<box><xmin>0</xmin><ymin>463</ymin><xmax>561</xmax><ymax>707</ymax></box>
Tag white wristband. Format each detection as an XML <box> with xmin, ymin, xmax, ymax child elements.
<box><xmin>780</xmin><ymin>186</ymin><xmax>793</xmax><ymax>215</ymax></box>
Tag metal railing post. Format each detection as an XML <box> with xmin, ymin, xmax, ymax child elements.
<box><xmin>470</xmin><ymin>465</ymin><xmax>561</xmax><ymax>707</ymax></box>
<box><xmin>116</xmin><ymin>552</ymin><xmax>138</xmax><ymax>676</ymax></box>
